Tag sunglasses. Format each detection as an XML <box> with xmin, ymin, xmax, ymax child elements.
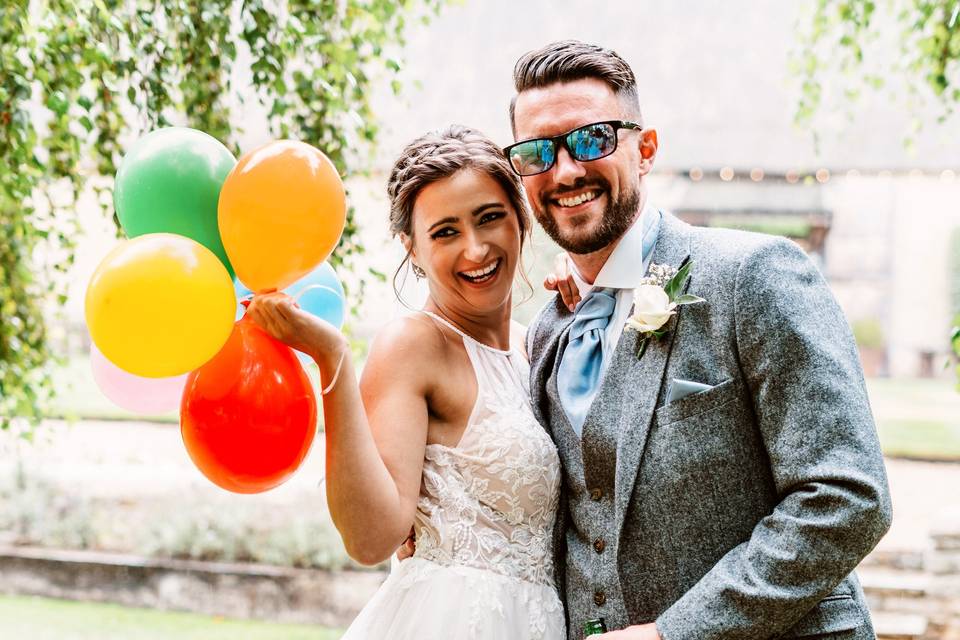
<box><xmin>504</xmin><ymin>120</ymin><xmax>642</xmax><ymax>177</ymax></box>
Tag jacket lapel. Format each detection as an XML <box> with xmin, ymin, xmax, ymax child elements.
<box><xmin>611</xmin><ymin>213</ymin><xmax>692</xmax><ymax>542</ymax></box>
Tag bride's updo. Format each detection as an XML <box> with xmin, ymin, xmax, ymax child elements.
<box><xmin>386</xmin><ymin>125</ymin><xmax>531</xmax><ymax>282</ymax></box>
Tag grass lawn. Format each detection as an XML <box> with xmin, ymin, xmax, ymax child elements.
<box><xmin>0</xmin><ymin>595</ymin><xmax>342</xmax><ymax>640</ymax></box>
<box><xmin>866</xmin><ymin>377</ymin><xmax>960</xmax><ymax>461</ymax></box>
<box><xmin>46</xmin><ymin>355</ymin><xmax>323</xmax><ymax>425</ymax></box>
<box><xmin>47</xmin><ymin>355</ymin><xmax>178</xmax><ymax>424</ymax></box>
<box><xmin>45</xmin><ymin>355</ymin><xmax>960</xmax><ymax>462</ymax></box>
<box><xmin>876</xmin><ymin>419</ymin><xmax>960</xmax><ymax>461</ymax></box>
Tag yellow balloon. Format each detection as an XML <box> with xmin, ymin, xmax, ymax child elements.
<box><xmin>218</xmin><ymin>140</ymin><xmax>346</xmax><ymax>293</ymax></box>
<box><xmin>85</xmin><ymin>233</ymin><xmax>236</xmax><ymax>378</ymax></box>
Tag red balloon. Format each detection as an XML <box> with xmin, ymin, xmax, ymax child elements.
<box><xmin>180</xmin><ymin>315</ymin><xmax>318</xmax><ymax>493</ymax></box>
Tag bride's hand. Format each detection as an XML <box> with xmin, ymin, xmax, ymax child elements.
<box><xmin>543</xmin><ymin>251</ymin><xmax>580</xmax><ymax>312</ymax></box>
<box><xmin>245</xmin><ymin>291</ymin><xmax>348</xmax><ymax>369</ymax></box>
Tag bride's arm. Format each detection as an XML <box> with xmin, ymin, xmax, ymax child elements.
<box><xmin>246</xmin><ymin>293</ymin><xmax>431</xmax><ymax>565</ymax></box>
<box><xmin>326</xmin><ymin>318</ymin><xmax>433</xmax><ymax>565</ymax></box>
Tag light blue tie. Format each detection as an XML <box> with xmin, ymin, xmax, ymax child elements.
<box><xmin>557</xmin><ymin>287</ymin><xmax>617</xmax><ymax>436</ymax></box>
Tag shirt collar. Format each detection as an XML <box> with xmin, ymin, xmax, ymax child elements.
<box><xmin>571</xmin><ymin>201</ymin><xmax>657</xmax><ymax>297</ymax></box>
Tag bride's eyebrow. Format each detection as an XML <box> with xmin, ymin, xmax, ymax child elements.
<box><xmin>428</xmin><ymin>216</ymin><xmax>459</xmax><ymax>231</ymax></box>
<box><xmin>472</xmin><ymin>203</ymin><xmax>506</xmax><ymax>216</ymax></box>
<box><xmin>426</xmin><ymin>203</ymin><xmax>505</xmax><ymax>232</ymax></box>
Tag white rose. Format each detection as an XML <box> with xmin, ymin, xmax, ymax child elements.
<box><xmin>625</xmin><ymin>284</ymin><xmax>677</xmax><ymax>333</ymax></box>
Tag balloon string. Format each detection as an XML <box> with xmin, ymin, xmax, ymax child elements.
<box><xmin>296</xmin><ymin>283</ymin><xmax>345</xmax><ymax>395</ymax></box>
<box><xmin>293</xmin><ymin>284</ymin><xmax>340</xmax><ymax>304</ymax></box>
<box><xmin>321</xmin><ymin>351</ymin><xmax>346</xmax><ymax>396</ymax></box>
<box><xmin>316</xmin><ymin>351</ymin><xmax>346</xmax><ymax>486</ymax></box>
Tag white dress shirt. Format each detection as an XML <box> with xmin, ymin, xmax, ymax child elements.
<box><xmin>569</xmin><ymin>202</ymin><xmax>661</xmax><ymax>371</ymax></box>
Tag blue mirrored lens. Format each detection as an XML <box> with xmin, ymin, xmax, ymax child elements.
<box><xmin>537</xmin><ymin>140</ymin><xmax>555</xmax><ymax>166</ymax></box>
<box><xmin>568</xmin><ymin>123</ymin><xmax>616</xmax><ymax>161</ymax></box>
<box><xmin>510</xmin><ymin>139</ymin><xmax>556</xmax><ymax>175</ymax></box>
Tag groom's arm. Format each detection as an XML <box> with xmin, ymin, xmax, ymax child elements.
<box><xmin>654</xmin><ymin>237</ymin><xmax>892</xmax><ymax>640</ymax></box>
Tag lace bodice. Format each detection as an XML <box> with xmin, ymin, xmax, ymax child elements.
<box><xmin>412</xmin><ymin>312</ymin><xmax>562</xmax><ymax>586</ymax></box>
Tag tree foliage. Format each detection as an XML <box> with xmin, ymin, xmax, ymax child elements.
<box><xmin>793</xmin><ymin>0</ymin><xmax>960</xmax><ymax>134</ymax></box>
<box><xmin>953</xmin><ymin>320</ymin><xmax>960</xmax><ymax>389</ymax></box>
<box><xmin>0</xmin><ymin>0</ymin><xmax>444</xmax><ymax>430</ymax></box>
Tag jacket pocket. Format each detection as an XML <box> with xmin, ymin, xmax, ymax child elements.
<box><xmin>782</xmin><ymin>594</ymin><xmax>863</xmax><ymax>637</ymax></box>
<box><xmin>654</xmin><ymin>377</ymin><xmax>738</xmax><ymax>426</ymax></box>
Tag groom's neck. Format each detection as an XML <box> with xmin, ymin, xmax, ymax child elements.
<box><xmin>569</xmin><ymin>240</ymin><xmax>622</xmax><ymax>285</ymax></box>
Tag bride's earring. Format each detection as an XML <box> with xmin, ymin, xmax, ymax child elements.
<box><xmin>412</xmin><ymin>263</ymin><xmax>426</xmax><ymax>279</ymax></box>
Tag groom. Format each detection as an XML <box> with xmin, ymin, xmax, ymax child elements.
<box><xmin>514</xmin><ymin>41</ymin><xmax>892</xmax><ymax>639</ymax></box>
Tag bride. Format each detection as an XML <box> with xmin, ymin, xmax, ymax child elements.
<box><xmin>246</xmin><ymin>125</ymin><xmax>575</xmax><ymax>639</ymax></box>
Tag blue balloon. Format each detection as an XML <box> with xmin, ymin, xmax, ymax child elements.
<box><xmin>234</xmin><ymin>262</ymin><xmax>346</xmax><ymax>367</ymax></box>
<box><xmin>288</xmin><ymin>262</ymin><xmax>346</xmax><ymax>330</ymax></box>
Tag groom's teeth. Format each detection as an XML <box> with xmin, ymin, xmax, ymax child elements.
<box><xmin>557</xmin><ymin>191</ymin><xmax>599</xmax><ymax>208</ymax></box>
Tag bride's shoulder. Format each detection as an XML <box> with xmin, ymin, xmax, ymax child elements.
<box><xmin>366</xmin><ymin>314</ymin><xmax>448</xmax><ymax>369</ymax></box>
<box><xmin>361</xmin><ymin>315</ymin><xmax>448</xmax><ymax>397</ymax></box>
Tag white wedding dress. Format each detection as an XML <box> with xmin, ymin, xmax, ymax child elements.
<box><xmin>340</xmin><ymin>312</ymin><xmax>565</xmax><ymax>640</ymax></box>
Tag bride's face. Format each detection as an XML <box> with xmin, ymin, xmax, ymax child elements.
<box><xmin>406</xmin><ymin>168</ymin><xmax>521</xmax><ymax>315</ymax></box>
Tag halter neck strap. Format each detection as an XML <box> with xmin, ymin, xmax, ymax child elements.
<box><xmin>420</xmin><ymin>310</ymin><xmax>513</xmax><ymax>356</ymax></box>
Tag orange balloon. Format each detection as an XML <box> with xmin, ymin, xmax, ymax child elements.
<box><xmin>218</xmin><ymin>140</ymin><xmax>346</xmax><ymax>292</ymax></box>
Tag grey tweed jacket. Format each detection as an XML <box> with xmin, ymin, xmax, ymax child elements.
<box><xmin>527</xmin><ymin>212</ymin><xmax>892</xmax><ymax>640</ymax></box>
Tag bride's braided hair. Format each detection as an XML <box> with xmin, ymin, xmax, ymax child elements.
<box><xmin>387</xmin><ymin>125</ymin><xmax>532</xmax><ymax>294</ymax></box>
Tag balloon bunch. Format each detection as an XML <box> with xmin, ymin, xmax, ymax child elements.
<box><xmin>85</xmin><ymin>128</ymin><xmax>347</xmax><ymax>494</ymax></box>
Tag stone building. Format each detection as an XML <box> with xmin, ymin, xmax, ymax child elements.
<box><xmin>351</xmin><ymin>0</ymin><xmax>960</xmax><ymax>379</ymax></box>
<box><xmin>59</xmin><ymin>1</ymin><xmax>960</xmax><ymax>380</ymax></box>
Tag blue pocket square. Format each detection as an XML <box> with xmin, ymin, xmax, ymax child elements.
<box><xmin>668</xmin><ymin>379</ymin><xmax>713</xmax><ymax>404</ymax></box>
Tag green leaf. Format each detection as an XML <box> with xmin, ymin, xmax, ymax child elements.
<box><xmin>674</xmin><ymin>294</ymin><xmax>706</xmax><ymax>305</ymax></box>
<box><xmin>664</xmin><ymin>261</ymin><xmax>693</xmax><ymax>300</ymax></box>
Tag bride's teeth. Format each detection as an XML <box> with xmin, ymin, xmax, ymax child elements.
<box><xmin>463</xmin><ymin>260</ymin><xmax>499</xmax><ymax>279</ymax></box>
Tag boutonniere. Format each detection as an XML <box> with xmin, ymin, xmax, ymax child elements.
<box><xmin>625</xmin><ymin>261</ymin><xmax>705</xmax><ymax>359</ymax></box>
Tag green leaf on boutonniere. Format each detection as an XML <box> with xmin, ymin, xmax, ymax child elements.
<box><xmin>664</xmin><ymin>261</ymin><xmax>693</xmax><ymax>301</ymax></box>
<box><xmin>674</xmin><ymin>293</ymin><xmax>706</xmax><ymax>305</ymax></box>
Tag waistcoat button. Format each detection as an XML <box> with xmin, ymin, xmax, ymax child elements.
<box><xmin>594</xmin><ymin>591</ymin><xmax>606</xmax><ymax>606</ymax></box>
<box><xmin>594</xmin><ymin>538</ymin><xmax>605</xmax><ymax>554</ymax></box>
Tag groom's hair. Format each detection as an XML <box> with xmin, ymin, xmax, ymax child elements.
<box><xmin>510</xmin><ymin>40</ymin><xmax>642</xmax><ymax>136</ymax></box>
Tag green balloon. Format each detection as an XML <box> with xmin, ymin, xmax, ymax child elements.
<box><xmin>114</xmin><ymin>127</ymin><xmax>237</xmax><ymax>277</ymax></box>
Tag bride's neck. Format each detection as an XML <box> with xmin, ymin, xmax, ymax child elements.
<box><xmin>424</xmin><ymin>298</ymin><xmax>512</xmax><ymax>351</ymax></box>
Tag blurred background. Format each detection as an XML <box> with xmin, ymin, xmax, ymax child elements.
<box><xmin>1</xmin><ymin>1</ymin><xmax>959</xmax><ymax>638</ymax></box>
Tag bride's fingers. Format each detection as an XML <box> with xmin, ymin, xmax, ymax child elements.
<box><xmin>247</xmin><ymin>300</ymin><xmax>286</xmax><ymax>335</ymax></box>
<box><xmin>556</xmin><ymin>276</ymin><xmax>579</xmax><ymax>312</ymax></box>
<box><xmin>560</xmin><ymin>277</ymin><xmax>580</xmax><ymax>310</ymax></box>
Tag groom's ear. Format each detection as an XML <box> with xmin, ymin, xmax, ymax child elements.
<box><xmin>638</xmin><ymin>128</ymin><xmax>658</xmax><ymax>174</ymax></box>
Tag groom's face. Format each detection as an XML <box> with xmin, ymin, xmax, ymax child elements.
<box><xmin>512</xmin><ymin>78</ymin><xmax>654</xmax><ymax>255</ymax></box>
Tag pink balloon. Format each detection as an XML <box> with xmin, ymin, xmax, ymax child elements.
<box><xmin>90</xmin><ymin>344</ymin><xmax>187</xmax><ymax>414</ymax></box>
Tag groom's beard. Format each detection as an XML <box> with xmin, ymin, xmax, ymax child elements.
<box><xmin>536</xmin><ymin>178</ymin><xmax>640</xmax><ymax>255</ymax></box>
